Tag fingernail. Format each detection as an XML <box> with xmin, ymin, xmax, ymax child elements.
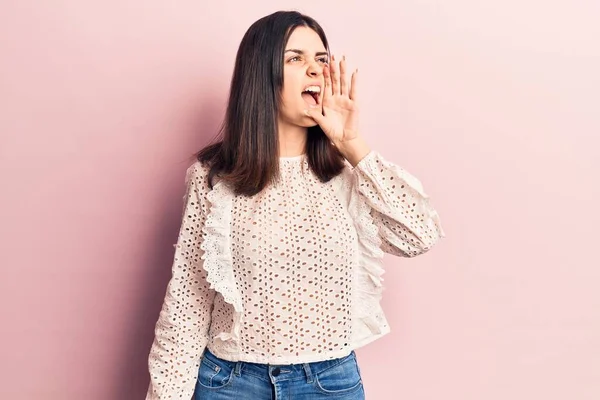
<box><xmin>304</xmin><ymin>110</ymin><xmax>310</xmax><ymax>116</ymax></box>
<box><xmin>332</xmin><ymin>54</ymin><xmax>335</xmax><ymax>61</ymax></box>
<box><xmin>343</xmin><ymin>55</ymin><xmax>346</xmax><ymax>61</ymax></box>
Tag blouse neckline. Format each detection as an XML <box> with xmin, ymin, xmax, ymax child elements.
<box><xmin>279</xmin><ymin>153</ymin><xmax>306</xmax><ymax>161</ymax></box>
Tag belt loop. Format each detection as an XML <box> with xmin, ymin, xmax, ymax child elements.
<box><xmin>234</xmin><ymin>361</ymin><xmax>242</xmax><ymax>376</ymax></box>
<box><xmin>302</xmin><ymin>363</ymin><xmax>314</xmax><ymax>383</ymax></box>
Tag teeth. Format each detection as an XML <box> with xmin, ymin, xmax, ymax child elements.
<box><xmin>303</xmin><ymin>85</ymin><xmax>321</xmax><ymax>93</ymax></box>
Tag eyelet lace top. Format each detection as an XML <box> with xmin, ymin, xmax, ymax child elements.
<box><xmin>146</xmin><ymin>150</ymin><xmax>445</xmax><ymax>399</ymax></box>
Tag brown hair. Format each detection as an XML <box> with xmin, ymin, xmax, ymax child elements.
<box><xmin>195</xmin><ymin>11</ymin><xmax>345</xmax><ymax>197</ymax></box>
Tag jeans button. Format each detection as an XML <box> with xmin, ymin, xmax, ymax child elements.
<box><xmin>272</xmin><ymin>367</ymin><xmax>281</xmax><ymax>376</ymax></box>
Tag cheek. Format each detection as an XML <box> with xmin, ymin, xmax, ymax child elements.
<box><xmin>282</xmin><ymin>86</ymin><xmax>296</xmax><ymax>104</ymax></box>
<box><xmin>281</xmin><ymin>74</ymin><xmax>300</xmax><ymax>104</ymax></box>
<box><xmin>280</xmin><ymin>90</ymin><xmax>301</xmax><ymax>118</ymax></box>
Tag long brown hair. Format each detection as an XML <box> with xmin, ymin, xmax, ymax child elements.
<box><xmin>195</xmin><ymin>11</ymin><xmax>345</xmax><ymax>197</ymax></box>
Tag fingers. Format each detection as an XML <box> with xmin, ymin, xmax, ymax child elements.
<box><xmin>349</xmin><ymin>68</ymin><xmax>358</xmax><ymax>100</ymax></box>
<box><xmin>327</xmin><ymin>55</ymin><xmax>356</xmax><ymax>100</ymax></box>
<box><xmin>329</xmin><ymin>54</ymin><xmax>340</xmax><ymax>95</ymax></box>
<box><xmin>304</xmin><ymin>108</ymin><xmax>326</xmax><ymax>125</ymax></box>
<box><xmin>323</xmin><ymin>64</ymin><xmax>333</xmax><ymax>103</ymax></box>
<box><xmin>339</xmin><ymin>55</ymin><xmax>348</xmax><ymax>96</ymax></box>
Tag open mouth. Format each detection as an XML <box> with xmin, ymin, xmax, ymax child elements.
<box><xmin>301</xmin><ymin>85</ymin><xmax>321</xmax><ymax>108</ymax></box>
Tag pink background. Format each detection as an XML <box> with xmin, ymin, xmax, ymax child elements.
<box><xmin>1</xmin><ymin>1</ymin><xmax>599</xmax><ymax>399</ymax></box>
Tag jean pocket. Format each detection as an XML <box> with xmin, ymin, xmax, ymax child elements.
<box><xmin>314</xmin><ymin>353</ymin><xmax>363</xmax><ymax>395</ymax></box>
<box><xmin>196</xmin><ymin>351</ymin><xmax>234</xmax><ymax>390</ymax></box>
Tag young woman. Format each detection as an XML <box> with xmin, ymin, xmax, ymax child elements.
<box><xmin>146</xmin><ymin>10</ymin><xmax>445</xmax><ymax>400</ymax></box>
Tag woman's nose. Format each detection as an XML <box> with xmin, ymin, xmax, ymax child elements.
<box><xmin>307</xmin><ymin>63</ymin><xmax>322</xmax><ymax>77</ymax></box>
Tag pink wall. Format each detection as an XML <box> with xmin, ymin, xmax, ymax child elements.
<box><xmin>1</xmin><ymin>1</ymin><xmax>599</xmax><ymax>399</ymax></box>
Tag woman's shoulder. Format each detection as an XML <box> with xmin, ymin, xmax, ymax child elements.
<box><xmin>335</xmin><ymin>150</ymin><xmax>379</xmax><ymax>184</ymax></box>
<box><xmin>184</xmin><ymin>158</ymin><xmax>213</xmax><ymax>193</ymax></box>
<box><xmin>186</xmin><ymin>158</ymin><xmax>210</xmax><ymax>176</ymax></box>
<box><xmin>326</xmin><ymin>159</ymin><xmax>356</xmax><ymax>200</ymax></box>
<box><xmin>335</xmin><ymin>158</ymin><xmax>357</xmax><ymax>183</ymax></box>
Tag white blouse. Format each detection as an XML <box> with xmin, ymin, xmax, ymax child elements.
<box><xmin>146</xmin><ymin>150</ymin><xmax>445</xmax><ymax>399</ymax></box>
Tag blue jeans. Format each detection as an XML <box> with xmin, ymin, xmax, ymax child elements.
<box><xmin>194</xmin><ymin>348</ymin><xmax>366</xmax><ymax>399</ymax></box>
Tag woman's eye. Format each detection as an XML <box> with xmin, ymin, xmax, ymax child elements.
<box><xmin>286</xmin><ymin>56</ymin><xmax>328</xmax><ymax>64</ymax></box>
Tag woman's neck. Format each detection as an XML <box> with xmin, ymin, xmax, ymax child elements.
<box><xmin>278</xmin><ymin>121</ymin><xmax>307</xmax><ymax>157</ymax></box>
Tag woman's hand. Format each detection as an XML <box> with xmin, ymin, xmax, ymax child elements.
<box><xmin>305</xmin><ymin>55</ymin><xmax>370</xmax><ymax>166</ymax></box>
<box><xmin>305</xmin><ymin>55</ymin><xmax>360</xmax><ymax>146</ymax></box>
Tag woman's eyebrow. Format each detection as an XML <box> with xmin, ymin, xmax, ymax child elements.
<box><xmin>284</xmin><ymin>49</ymin><xmax>329</xmax><ymax>57</ymax></box>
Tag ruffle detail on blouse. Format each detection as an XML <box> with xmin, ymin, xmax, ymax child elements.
<box><xmin>347</xmin><ymin>177</ymin><xmax>387</xmax><ymax>335</ymax></box>
<box><xmin>200</xmin><ymin>179</ymin><xmax>244</xmax><ymax>343</ymax></box>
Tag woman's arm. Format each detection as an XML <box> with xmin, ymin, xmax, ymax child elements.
<box><xmin>352</xmin><ymin>150</ymin><xmax>446</xmax><ymax>258</ymax></box>
<box><xmin>146</xmin><ymin>162</ymin><xmax>216</xmax><ymax>399</ymax></box>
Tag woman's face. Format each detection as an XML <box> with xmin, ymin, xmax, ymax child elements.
<box><xmin>278</xmin><ymin>26</ymin><xmax>328</xmax><ymax>129</ymax></box>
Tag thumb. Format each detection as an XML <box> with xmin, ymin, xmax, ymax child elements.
<box><xmin>304</xmin><ymin>108</ymin><xmax>326</xmax><ymax>125</ymax></box>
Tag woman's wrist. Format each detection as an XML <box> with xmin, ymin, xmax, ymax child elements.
<box><xmin>336</xmin><ymin>134</ymin><xmax>371</xmax><ymax>167</ymax></box>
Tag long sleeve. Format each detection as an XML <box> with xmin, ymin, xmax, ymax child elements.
<box><xmin>352</xmin><ymin>150</ymin><xmax>446</xmax><ymax>258</ymax></box>
<box><xmin>146</xmin><ymin>162</ymin><xmax>216</xmax><ymax>400</ymax></box>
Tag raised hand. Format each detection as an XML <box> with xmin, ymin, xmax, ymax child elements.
<box><xmin>305</xmin><ymin>55</ymin><xmax>360</xmax><ymax>146</ymax></box>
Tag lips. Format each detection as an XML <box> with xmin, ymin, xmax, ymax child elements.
<box><xmin>301</xmin><ymin>84</ymin><xmax>321</xmax><ymax>107</ymax></box>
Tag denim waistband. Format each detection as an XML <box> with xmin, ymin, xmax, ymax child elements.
<box><xmin>203</xmin><ymin>348</ymin><xmax>356</xmax><ymax>383</ymax></box>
